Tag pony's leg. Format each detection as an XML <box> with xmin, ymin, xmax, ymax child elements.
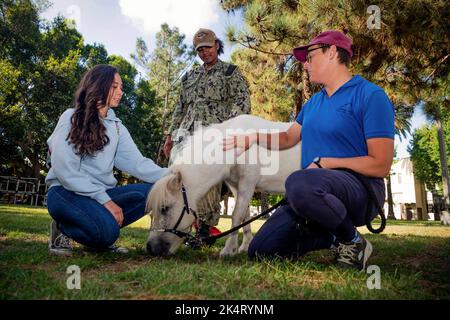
<box><xmin>238</xmin><ymin>207</ymin><xmax>253</xmax><ymax>254</ymax></box>
<box><xmin>220</xmin><ymin>181</ymin><xmax>255</xmax><ymax>257</ymax></box>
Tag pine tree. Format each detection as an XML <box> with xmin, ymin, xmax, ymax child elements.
<box><xmin>131</xmin><ymin>23</ymin><xmax>195</xmax><ymax>163</ymax></box>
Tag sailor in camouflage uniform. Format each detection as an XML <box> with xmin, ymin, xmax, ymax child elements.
<box><xmin>163</xmin><ymin>28</ymin><xmax>251</xmax><ymax>229</ymax></box>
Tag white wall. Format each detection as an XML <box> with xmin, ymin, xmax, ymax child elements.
<box><xmin>386</xmin><ymin>157</ymin><xmax>434</xmax><ymax>220</ymax></box>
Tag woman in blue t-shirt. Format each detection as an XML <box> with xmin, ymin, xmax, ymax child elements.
<box><xmin>222</xmin><ymin>31</ymin><xmax>394</xmax><ymax>271</ymax></box>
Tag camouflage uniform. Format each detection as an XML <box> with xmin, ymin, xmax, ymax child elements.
<box><xmin>167</xmin><ymin>59</ymin><xmax>251</xmax><ymax>226</ymax></box>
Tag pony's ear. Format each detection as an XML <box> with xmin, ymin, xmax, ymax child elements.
<box><xmin>167</xmin><ymin>171</ymin><xmax>182</xmax><ymax>193</ymax></box>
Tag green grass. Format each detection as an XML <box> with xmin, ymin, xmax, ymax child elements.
<box><xmin>1</xmin><ymin>204</ymin><xmax>449</xmax><ymax>300</ymax></box>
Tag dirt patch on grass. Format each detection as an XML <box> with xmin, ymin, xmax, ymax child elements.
<box><xmin>77</xmin><ymin>256</ymin><xmax>153</xmax><ymax>276</ymax></box>
<box><xmin>395</xmin><ymin>241</ymin><xmax>450</xmax><ymax>272</ymax></box>
<box><xmin>388</xmin><ymin>240</ymin><xmax>450</xmax><ymax>297</ymax></box>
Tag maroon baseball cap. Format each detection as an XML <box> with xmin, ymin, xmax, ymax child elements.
<box><xmin>293</xmin><ymin>30</ymin><xmax>353</xmax><ymax>63</ymax></box>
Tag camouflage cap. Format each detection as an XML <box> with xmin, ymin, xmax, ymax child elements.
<box><xmin>193</xmin><ymin>28</ymin><xmax>217</xmax><ymax>50</ymax></box>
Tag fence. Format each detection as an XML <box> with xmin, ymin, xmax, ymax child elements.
<box><xmin>0</xmin><ymin>176</ymin><xmax>48</xmax><ymax>206</ymax></box>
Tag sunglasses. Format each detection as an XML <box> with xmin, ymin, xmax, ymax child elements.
<box><xmin>305</xmin><ymin>45</ymin><xmax>330</xmax><ymax>63</ymax></box>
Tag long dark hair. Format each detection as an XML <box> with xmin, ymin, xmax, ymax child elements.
<box><xmin>67</xmin><ymin>64</ymin><xmax>118</xmax><ymax>156</ymax></box>
<box><xmin>216</xmin><ymin>39</ymin><xmax>224</xmax><ymax>55</ymax></box>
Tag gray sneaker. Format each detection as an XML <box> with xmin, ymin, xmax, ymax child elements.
<box><xmin>336</xmin><ymin>234</ymin><xmax>372</xmax><ymax>271</ymax></box>
<box><xmin>84</xmin><ymin>244</ymin><xmax>129</xmax><ymax>254</ymax></box>
<box><xmin>49</xmin><ymin>220</ymin><xmax>73</xmax><ymax>255</ymax></box>
<box><xmin>108</xmin><ymin>244</ymin><xmax>129</xmax><ymax>254</ymax></box>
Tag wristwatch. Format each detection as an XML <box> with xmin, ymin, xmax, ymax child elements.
<box><xmin>313</xmin><ymin>156</ymin><xmax>322</xmax><ymax>168</ymax></box>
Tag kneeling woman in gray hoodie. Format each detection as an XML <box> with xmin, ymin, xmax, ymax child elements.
<box><xmin>46</xmin><ymin>64</ymin><xmax>169</xmax><ymax>254</ymax></box>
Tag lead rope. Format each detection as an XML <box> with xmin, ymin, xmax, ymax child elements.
<box><xmin>199</xmin><ymin>198</ymin><xmax>288</xmax><ymax>245</ymax></box>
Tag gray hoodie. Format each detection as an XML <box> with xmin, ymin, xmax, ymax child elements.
<box><xmin>45</xmin><ymin>108</ymin><xmax>169</xmax><ymax>204</ymax></box>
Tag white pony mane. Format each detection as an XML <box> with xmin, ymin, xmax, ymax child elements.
<box><xmin>146</xmin><ymin>172</ymin><xmax>175</xmax><ymax>216</ymax></box>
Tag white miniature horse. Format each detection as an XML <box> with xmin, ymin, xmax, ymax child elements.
<box><xmin>146</xmin><ymin>115</ymin><xmax>301</xmax><ymax>257</ymax></box>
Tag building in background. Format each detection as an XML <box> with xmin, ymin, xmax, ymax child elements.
<box><xmin>386</xmin><ymin>157</ymin><xmax>432</xmax><ymax>220</ymax></box>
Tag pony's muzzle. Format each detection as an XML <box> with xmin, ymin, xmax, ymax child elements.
<box><xmin>146</xmin><ymin>239</ymin><xmax>171</xmax><ymax>256</ymax></box>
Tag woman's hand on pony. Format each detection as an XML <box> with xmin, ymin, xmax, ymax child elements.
<box><xmin>222</xmin><ymin>133</ymin><xmax>257</xmax><ymax>156</ymax></box>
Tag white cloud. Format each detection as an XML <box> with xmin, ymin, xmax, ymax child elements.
<box><xmin>118</xmin><ymin>0</ymin><xmax>220</xmax><ymax>39</ymax></box>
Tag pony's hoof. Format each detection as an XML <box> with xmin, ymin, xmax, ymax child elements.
<box><xmin>238</xmin><ymin>245</ymin><xmax>249</xmax><ymax>254</ymax></box>
<box><xmin>219</xmin><ymin>247</ymin><xmax>237</xmax><ymax>257</ymax></box>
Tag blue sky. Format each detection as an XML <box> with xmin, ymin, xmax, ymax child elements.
<box><xmin>395</xmin><ymin>106</ymin><xmax>428</xmax><ymax>158</ymax></box>
<box><xmin>41</xmin><ymin>0</ymin><xmax>428</xmax><ymax>158</ymax></box>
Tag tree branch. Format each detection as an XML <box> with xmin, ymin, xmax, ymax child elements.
<box><xmin>424</xmin><ymin>53</ymin><xmax>450</xmax><ymax>82</ymax></box>
<box><xmin>236</xmin><ymin>38</ymin><xmax>291</xmax><ymax>56</ymax></box>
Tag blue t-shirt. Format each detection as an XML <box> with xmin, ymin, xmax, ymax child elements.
<box><xmin>296</xmin><ymin>75</ymin><xmax>395</xmax><ymax>169</ymax></box>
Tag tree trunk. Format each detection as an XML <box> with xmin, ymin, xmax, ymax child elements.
<box><xmin>436</xmin><ymin>119</ymin><xmax>450</xmax><ymax>212</ymax></box>
<box><xmin>223</xmin><ymin>194</ymin><xmax>229</xmax><ymax>216</ymax></box>
<box><xmin>261</xmin><ymin>192</ymin><xmax>269</xmax><ymax>213</ymax></box>
<box><xmin>292</xmin><ymin>66</ymin><xmax>311</xmax><ymax>119</ymax></box>
<box><xmin>297</xmin><ymin>68</ymin><xmax>312</xmax><ymax>116</ymax></box>
<box><xmin>32</xmin><ymin>148</ymin><xmax>40</xmax><ymax>179</ymax></box>
<box><xmin>302</xmin><ymin>68</ymin><xmax>312</xmax><ymax>101</ymax></box>
<box><xmin>155</xmin><ymin>90</ymin><xmax>171</xmax><ymax>165</ymax></box>
<box><xmin>161</xmin><ymin>89</ymin><xmax>171</xmax><ymax>134</ymax></box>
<box><xmin>386</xmin><ymin>175</ymin><xmax>396</xmax><ymax>219</ymax></box>
<box><xmin>156</xmin><ymin>60</ymin><xmax>173</xmax><ymax>166</ymax></box>
<box><xmin>432</xmin><ymin>191</ymin><xmax>441</xmax><ymax>221</ymax></box>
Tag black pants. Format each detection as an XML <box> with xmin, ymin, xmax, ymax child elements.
<box><xmin>248</xmin><ymin>169</ymin><xmax>385</xmax><ymax>259</ymax></box>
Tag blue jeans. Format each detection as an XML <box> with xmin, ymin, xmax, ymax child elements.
<box><xmin>249</xmin><ymin>169</ymin><xmax>385</xmax><ymax>259</ymax></box>
<box><xmin>47</xmin><ymin>183</ymin><xmax>152</xmax><ymax>249</ymax></box>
